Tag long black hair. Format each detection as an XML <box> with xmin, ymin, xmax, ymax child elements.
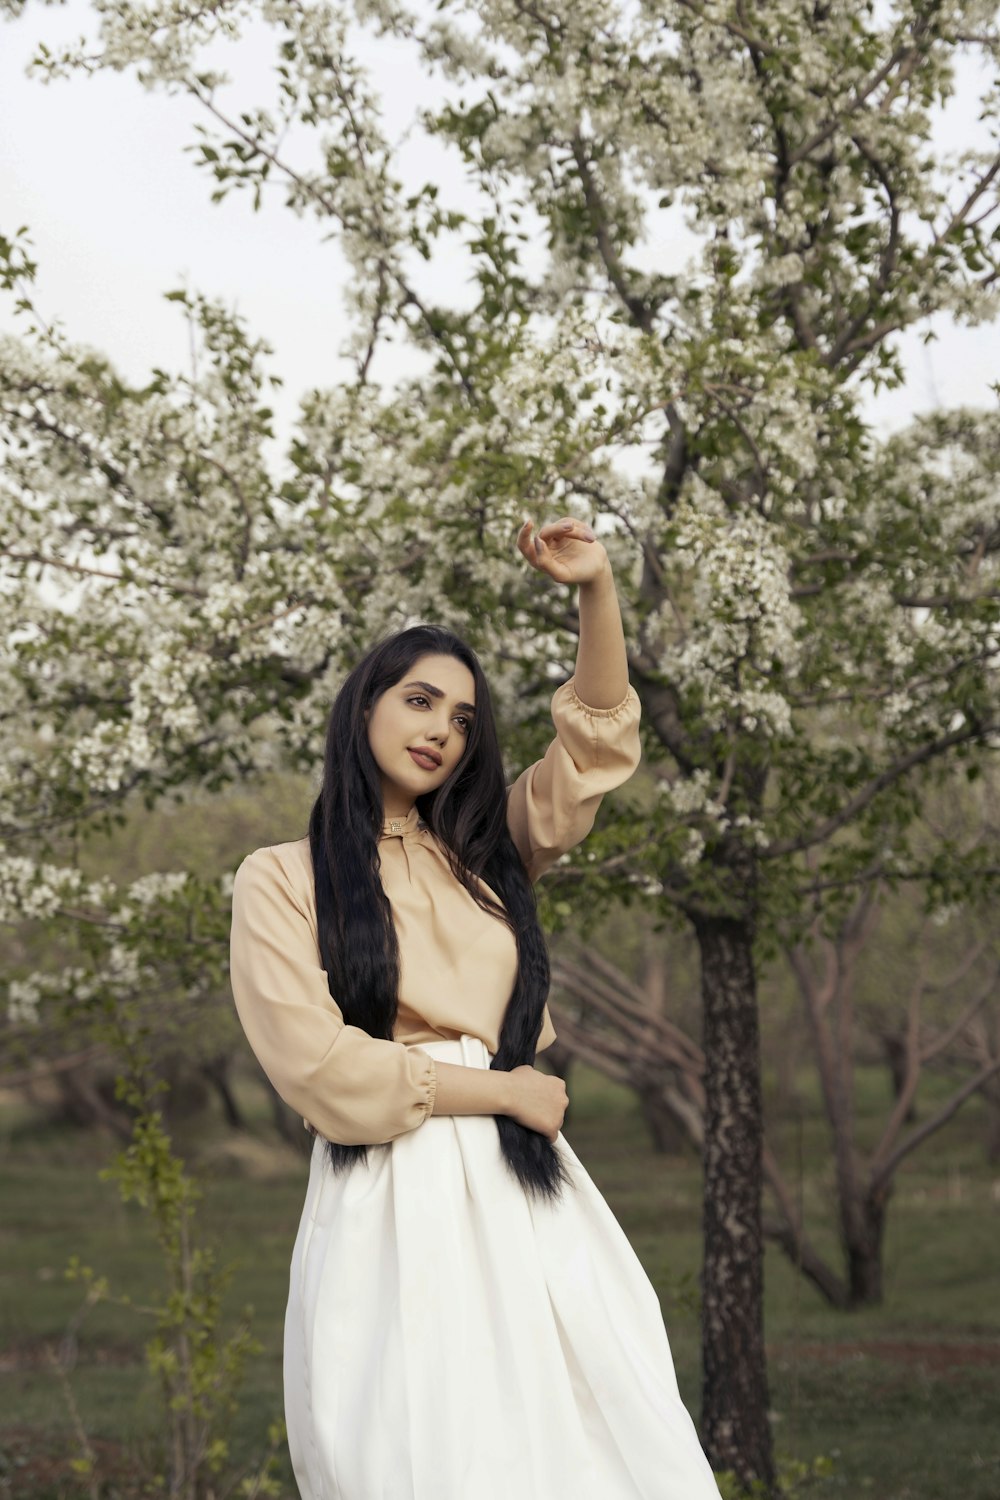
<box><xmin>308</xmin><ymin>624</ymin><xmax>570</xmax><ymax>1202</ymax></box>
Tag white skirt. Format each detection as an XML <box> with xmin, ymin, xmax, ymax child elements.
<box><xmin>284</xmin><ymin>1034</ymin><xmax>722</xmax><ymax>1500</ymax></box>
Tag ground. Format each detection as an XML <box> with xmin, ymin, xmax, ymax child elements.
<box><xmin>2</xmin><ymin>1061</ymin><xmax>998</xmax><ymax>1499</ymax></box>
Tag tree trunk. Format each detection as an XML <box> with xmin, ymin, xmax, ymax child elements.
<box><xmin>636</xmin><ymin>1080</ymin><xmax>688</xmax><ymax>1154</ymax></box>
<box><xmin>880</xmin><ymin>1033</ymin><xmax>917</xmax><ymax>1123</ymax></box>
<box><xmin>694</xmin><ymin>910</ymin><xmax>775</xmax><ymax>1493</ymax></box>
<box><xmin>845</xmin><ymin>1188</ymin><xmax>889</xmax><ymax>1306</ymax></box>
<box><xmin>200</xmin><ymin>1055</ymin><xmax>245</xmax><ymax>1129</ymax></box>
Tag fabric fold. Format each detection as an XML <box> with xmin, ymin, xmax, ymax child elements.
<box><xmin>283</xmin><ymin>1034</ymin><xmax>722</xmax><ymax>1500</ymax></box>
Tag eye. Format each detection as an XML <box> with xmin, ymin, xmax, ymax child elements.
<box><xmin>406</xmin><ymin>694</ymin><xmax>430</xmax><ymax>708</ymax></box>
<box><xmin>454</xmin><ymin>715</ymin><xmax>472</xmax><ymax>733</ymax></box>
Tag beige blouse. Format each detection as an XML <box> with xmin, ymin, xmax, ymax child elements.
<box><xmin>229</xmin><ymin>676</ymin><xmax>641</xmax><ymax>1146</ymax></box>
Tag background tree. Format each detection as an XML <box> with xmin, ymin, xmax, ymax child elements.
<box><xmin>785</xmin><ymin>883</ymin><xmax>1000</xmax><ymax>1307</ymax></box>
<box><xmin>4</xmin><ymin>2</ymin><xmax>1000</xmax><ymax>1490</ymax></box>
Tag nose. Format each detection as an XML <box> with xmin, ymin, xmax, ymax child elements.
<box><xmin>425</xmin><ymin>713</ymin><xmax>450</xmax><ymax>746</ymax></box>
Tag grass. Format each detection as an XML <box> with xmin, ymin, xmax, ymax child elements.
<box><xmin>1</xmin><ymin>1064</ymin><xmax>998</xmax><ymax>1498</ymax></box>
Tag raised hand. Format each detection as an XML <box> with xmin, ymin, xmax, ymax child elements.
<box><xmin>516</xmin><ymin>515</ymin><xmax>610</xmax><ymax>586</ymax></box>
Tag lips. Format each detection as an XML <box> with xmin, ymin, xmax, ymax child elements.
<box><xmin>408</xmin><ymin>747</ymin><xmax>442</xmax><ymax>770</ymax></box>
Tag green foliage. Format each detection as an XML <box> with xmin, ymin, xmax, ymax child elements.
<box><xmin>3</xmin><ymin>2</ymin><xmax>998</xmax><ymax>939</ymax></box>
<box><xmin>4</xmin><ymin>3</ymin><xmax>1000</xmax><ymax>1492</ymax></box>
<box><xmin>715</xmin><ymin>1452</ymin><xmax>836</xmax><ymax>1499</ymax></box>
<box><xmin>53</xmin><ymin>990</ymin><xmax>279</xmax><ymax>1498</ymax></box>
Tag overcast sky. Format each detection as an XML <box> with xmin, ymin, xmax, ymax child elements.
<box><xmin>1</xmin><ymin>0</ymin><xmax>997</xmax><ymax>456</ymax></box>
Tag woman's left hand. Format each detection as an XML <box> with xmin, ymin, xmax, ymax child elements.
<box><xmin>516</xmin><ymin>516</ymin><xmax>609</xmax><ymax>586</ymax></box>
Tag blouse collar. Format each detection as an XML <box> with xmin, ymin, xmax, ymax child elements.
<box><xmin>380</xmin><ymin>805</ymin><xmax>427</xmax><ymax>840</ymax></box>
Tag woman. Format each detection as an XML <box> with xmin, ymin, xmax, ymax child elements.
<box><xmin>229</xmin><ymin>517</ymin><xmax>722</xmax><ymax>1500</ymax></box>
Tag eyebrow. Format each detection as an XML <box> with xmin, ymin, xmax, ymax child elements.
<box><xmin>402</xmin><ymin>679</ymin><xmax>477</xmax><ymax>715</ymax></box>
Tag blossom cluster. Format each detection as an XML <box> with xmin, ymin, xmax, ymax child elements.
<box><xmin>0</xmin><ymin>0</ymin><xmax>997</xmax><ymax>939</ymax></box>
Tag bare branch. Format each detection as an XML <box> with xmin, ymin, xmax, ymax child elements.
<box><xmin>764</xmin><ymin>720</ymin><xmax>998</xmax><ymax>859</ymax></box>
<box><xmin>870</xmin><ymin>1056</ymin><xmax>1000</xmax><ymax>1195</ymax></box>
<box><xmin>0</xmin><ymin>548</ymin><xmax>222</xmax><ymax>601</ymax></box>
<box><xmin>921</xmin><ymin>962</ymin><xmax>1000</xmax><ymax>1065</ymax></box>
<box><xmin>761</xmin><ymin>1143</ymin><xmax>850</xmax><ymax>1308</ymax></box>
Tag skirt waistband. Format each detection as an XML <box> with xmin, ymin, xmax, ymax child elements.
<box><xmin>408</xmin><ymin>1034</ymin><xmax>495</xmax><ymax>1070</ymax></box>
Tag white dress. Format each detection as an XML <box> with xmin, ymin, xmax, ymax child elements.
<box><xmin>282</xmin><ymin>1037</ymin><xmax>722</xmax><ymax>1500</ymax></box>
<box><xmin>230</xmin><ymin>679</ymin><xmax>722</xmax><ymax>1499</ymax></box>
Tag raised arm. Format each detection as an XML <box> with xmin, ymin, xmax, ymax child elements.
<box><xmin>508</xmin><ymin>518</ymin><xmax>641</xmax><ymax>883</ymax></box>
<box><xmin>517</xmin><ymin>516</ymin><xmax>630</xmax><ymax>709</ymax></box>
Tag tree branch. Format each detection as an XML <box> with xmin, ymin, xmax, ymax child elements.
<box><xmin>870</xmin><ymin>1055</ymin><xmax>1000</xmax><ymax>1196</ymax></box>
<box><xmin>933</xmin><ymin>152</ymin><xmax>1000</xmax><ymax>248</ymax></box>
<box><xmin>569</xmin><ymin>131</ymin><xmax>655</xmax><ymax>336</ymax></box>
<box><xmin>764</xmin><ymin>720</ymin><xmax>998</xmax><ymax>859</ymax></box>
<box><xmin>787</xmin><ymin>43</ymin><xmax>919</xmax><ymax>167</ymax></box>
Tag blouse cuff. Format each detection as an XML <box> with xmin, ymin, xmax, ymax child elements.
<box><xmin>561</xmin><ymin>675</ymin><xmax>637</xmax><ymax>720</ymax></box>
<box><xmin>416</xmin><ymin>1054</ymin><xmax>438</xmax><ymax>1122</ymax></box>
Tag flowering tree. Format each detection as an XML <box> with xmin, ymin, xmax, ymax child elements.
<box><xmin>4</xmin><ymin>1</ymin><xmax>1000</xmax><ymax>1490</ymax></box>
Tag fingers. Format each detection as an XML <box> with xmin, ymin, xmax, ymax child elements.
<box><xmin>516</xmin><ymin>517</ymin><xmax>539</xmax><ymax>567</ymax></box>
<box><xmin>516</xmin><ymin>518</ymin><xmax>557</xmax><ymax>572</ymax></box>
<box><xmin>538</xmin><ymin>516</ymin><xmax>596</xmax><ymax>544</ymax></box>
<box><xmin>516</xmin><ymin>516</ymin><xmax>596</xmax><ymax>567</ymax></box>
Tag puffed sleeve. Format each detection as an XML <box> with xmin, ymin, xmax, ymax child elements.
<box><xmin>506</xmin><ymin>675</ymin><xmax>642</xmax><ymax>884</ymax></box>
<box><xmin>229</xmin><ymin>846</ymin><xmax>437</xmax><ymax>1146</ymax></box>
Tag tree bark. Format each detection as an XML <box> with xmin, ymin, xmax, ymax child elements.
<box><xmin>844</xmin><ymin>1188</ymin><xmax>889</xmax><ymax>1306</ymax></box>
<box><xmin>879</xmin><ymin>1031</ymin><xmax>917</xmax><ymax>1123</ymax></box>
<box><xmin>694</xmin><ymin>909</ymin><xmax>775</xmax><ymax>1492</ymax></box>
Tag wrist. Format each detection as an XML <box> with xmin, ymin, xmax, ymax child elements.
<box><xmin>494</xmin><ymin>1067</ymin><xmax>517</xmax><ymax>1116</ymax></box>
<box><xmin>578</xmin><ymin>556</ymin><xmax>614</xmax><ymax>593</ymax></box>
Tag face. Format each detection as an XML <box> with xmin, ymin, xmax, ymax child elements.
<box><xmin>366</xmin><ymin>652</ymin><xmax>477</xmax><ymax>818</ymax></box>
